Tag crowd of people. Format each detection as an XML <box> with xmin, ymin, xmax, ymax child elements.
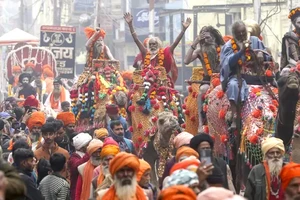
<box><xmin>0</xmin><ymin>6</ymin><xmax>300</xmax><ymax>200</ymax></box>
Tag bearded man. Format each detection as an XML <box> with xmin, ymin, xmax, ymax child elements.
<box><xmin>124</xmin><ymin>12</ymin><xmax>191</xmax><ymax>84</ymax></box>
<box><xmin>44</xmin><ymin>78</ymin><xmax>71</xmax><ymax>112</ymax></box>
<box><xmin>84</xmin><ymin>27</ymin><xmax>115</xmax><ymax>69</ymax></box>
<box><xmin>185</xmin><ymin>26</ymin><xmax>224</xmax><ymax>131</ymax></box>
<box><xmin>281</xmin><ymin>7</ymin><xmax>300</xmax><ymax>68</ymax></box>
<box><xmin>220</xmin><ymin>21</ymin><xmax>270</xmax><ymax>130</ymax></box>
<box><xmin>16</xmin><ymin>73</ymin><xmax>36</xmax><ymax>100</ymax></box>
<box><xmin>69</xmin><ymin>133</ymin><xmax>92</xmax><ymax>200</ymax></box>
<box><xmin>75</xmin><ymin>139</ymin><xmax>103</xmax><ymax>200</ymax></box>
<box><xmin>94</xmin><ymin>137</ymin><xmax>120</xmax><ymax>191</ymax></box>
<box><xmin>244</xmin><ymin>137</ymin><xmax>285</xmax><ymax>200</ymax></box>
<box><xmin>56</xmin><ymin>111</ymin><xmax>76</xmax><ymax>148</ymax></box>
<box><xmin>280</xmin><ymin>162</ymin><xmax>300</xmax><ymax>200</ymax></box>
<box><xmin>25</xmin><ymin>111</ymin><xmax>46</xmax><ymax>150</ymax></box>
<box><xmin>97</xmin><ymin>152</ymin><xmax>147</xmax><ymax>200</ymax></box>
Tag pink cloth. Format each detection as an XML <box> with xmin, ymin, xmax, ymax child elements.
<box><xmin>173</xmin><ymin>132</ymin><xmax>194</xmax><ymax>149</ymax></box>
<box><xmin>93</xmin><ymin>165</ymin><xmax>101</xmax><ymax>178</ymax></box>
<box><xmin>147</xmin><ymin>47</ymin><xmax>172</xmax><ymax>73</ymax></box>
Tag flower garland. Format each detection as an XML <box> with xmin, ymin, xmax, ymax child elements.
<box><xmin>144</xmin><ymin>48</ymin><xmax>164</xmax><ymax>67</ymax></box>
<box><xmin>202</xmin><ymin>46</ymin><xmax>221</xmax><ymax>76</ymax></box>
<box><xmin>231</xmin><ymin>39</ymin><xmax>251</xmax><ymax>66</ymax></box>
<box><xmin>288</xmin><ymin>8</ymin><xmax>300</xmax><ymax>19</ymax></box>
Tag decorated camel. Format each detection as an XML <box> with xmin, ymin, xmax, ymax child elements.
<box><xmin>70</xmin><ymin>27</ymin><xmax>127</xmax><ymax>132</ymax></box>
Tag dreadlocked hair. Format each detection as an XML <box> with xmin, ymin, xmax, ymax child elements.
<box><xmin>200</xmin><ymin>26</ymin><xmax>225</xmax><ymax>46</ymax></box>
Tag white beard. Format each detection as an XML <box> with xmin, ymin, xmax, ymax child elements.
<box><xmin>114</xmin><ymin>175</ymin><xmax>137</xmax><ymax>200</ymax></box>
<box><xmin>101</xmin><ymin>165</ymin><xmax>110</xmax><ymax>177</ymax></box>
<box><xmin>267</xmin><ymin>158</ymin><xmax>283</xmax><ymax>177</ymax></box>
<box><xmin>150</xmin><ymin>49</ymin><xmax>159</xmax><ymax>58</ymax></box>
<box><xmin>236</xmin><ymin>40</ymin><xmax>244</xmax><ymax>49</ymax></box>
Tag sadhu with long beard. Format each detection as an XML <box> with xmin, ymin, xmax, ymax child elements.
<box><xmin>44</xmin><ymin>78</ymin><xmax>71</xmax><ymax>113</ymax></box>
<box><xmin>97</xmin><ymin>152</ymin><xmax>147</xmax><ymax>200</ymax></box>
<box><xmin>184</xmin><ymin>26</ymin><xmax>225</xmax><ymax>131</ymax></box>
<box><xmin>244</xmin><ymin>137</ymin><xmax>285</xmax><ymax>200</ymax></box>
<box><xmin>124</xmin><ymin>12</ymin><xmax>191</xmax><ymax>85</ymax></box>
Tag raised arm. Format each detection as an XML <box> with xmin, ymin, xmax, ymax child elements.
<box><xmin>184</xmin><ymin>35</ymin><xmax>201</xmax><ymax>65</ymax></box>
<box><xmin>85</xmin><ymin>30</ymin><xmax>101</xmax><ymax>51</ymax></box>
<box><xmin>124</xmin><ymin>12</ymin><xmax>147</xmax><ymax>56</ymax></box>
<box><xmin>170</xmin><ymin>17</ymin><xmax>191</xmax><ymax>53</ymax></box>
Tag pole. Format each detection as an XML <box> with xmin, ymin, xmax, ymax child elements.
<box><xmin>181</xmin><ymin>12</ymin><xmax>186</xmax><ymax>92</ymax></box>
<box><xmin>94</xmin><ymin>0</ymin><xmax>101</xmax><ymax>27</ymax></box>
<box><xmin>253</xmin><ymin>0</ymin><xmax>261</xmax><ymax>23</ymax></box>
<box><xmin>20</xmin><ymin>0</ymin><xmax>24</xmax><ymax>30</ymax></box>
<box><xmin>169</xmin><ymin>15</ymin><xmax>174</xmax><ymax>43</ymax></box>
<box><xmin>149</xmin><ymin>0</ymin><xmax>154</xmax><ymax>37</ymax></box>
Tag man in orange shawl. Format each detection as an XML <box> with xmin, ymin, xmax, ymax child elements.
<box><xmin>97</xmin><ymin>152</ymin><xmax>147</xmax><ymax>200</ymax></box>
<box><xmin>75</xmin><ymin>139</ymin><xmax>103</xmax><ymax>200</ymax></box>
<box><xmin>44</xmin><ymin>78</ymin><xmax>70</xmax><ymax>112</ymax></box>
<box><xmin>280</xmin><ymin>162</ymin><xmax>300</xmax><ymax>200</ymax></box>
<box><xmin>245</xmin><ymin>137</ymin><xmax>285</xmax><ymax>200</ymax></box>
<box><xmin>93</xmin><ymin>137</ymin><xmax>120</xmax><ymax>191</ymax></box>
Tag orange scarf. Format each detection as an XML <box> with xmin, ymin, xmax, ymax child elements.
<box><xmin>263</xmin><ymin>160</ymin><xmax>271</xmax><ymax>200</ymax></box>
<box><xmin>97</xmin><ymin>170</ymin><xmax>105</xmax><ymax>186</ymax></box>
<box><xmin>102</xmin><ymin>185</ymin><xmax>147</xmax><ymax>200</ymax></box>
<box><xmin>50</xmin><ymin>86</ymin><xmax>66</xmax><ymax>109</ymax></box>
<box><xmin>80</xmin><ymin>160</ymin><xmax>95</xmax><ymax>200</ymax></box>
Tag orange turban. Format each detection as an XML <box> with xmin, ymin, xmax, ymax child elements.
<box><xmin>26</xmin><ymin>111</ymin><xmax>46</xmax><ymax>131</ymax></box>
<box><xmin>43</xmin><ymin>68</ymin><xmax>54</xmax><ymax>78</ymax></box>
<box><xmin>25</xmin><ymin>62</ymin><xmax>35</xmax><ymax>69</ymax></box>
<box><xmin>280</xmin><ymin>162</ymin><xmax>300</xmax><ymax>191</ymax></box>
<box><xmin>42</xmin><ymin>64</ymin><xmax>52</xmax><ymax>71</ymax></box>
<box><xmin>121</xmin><ymin>71</ymin><xmax>133</xmax><ymax>81</ymax></box>
<box><xmin>159</xmin><ymin>185</ymin><xmax>197</xmax><ymax>200</ymax></box>
<box><xmin>84</xmin><ymin>27</ymin><xmax>106</xmax><ymax>39</ymax></box>
<box><xmin>137</xmin><ymin>159</ymin><xmax>151</xmax><ymax>182</ymax></box>
<box><xmin>94</xmin><ymin>128</ymin><xmax>109</xmax><ymax>139</ymax></box>
<box><xmin>56</xmin><ymin>112</ymin><xmax>75</xmax><ymax>126</ymax></box>
<box><xmin>12</xmin><ymin>66</ymin><xmax>22</xmax><ymax>73</ymax></box>
<box><xmin>109</xmin><ymin>152</ymin><xmax>140</xmax><ymax>176</ymax></box>
<box><xmin>170</xmin><ymin>158</ymin><xmax>200</xmax><ymax>175</ymax></box>
<box><xmin>100</xmin><ymin>137</ymin><xmax>120</xmax><ymax>158</ymax></box>
<box><xmin>87</xmin><ymin>139</ymin><xmax>103</xmax><ymax>155</ymax></box>
<box><xmin>176</xmin><ymin>146</ymin><xmax>199</xmax><ymax>162</ymax></box>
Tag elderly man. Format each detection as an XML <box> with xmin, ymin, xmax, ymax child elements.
<box><xmin>280</xmin><ymin>162</ymin><xmax>300</xmax><ymax>200</ymax></box>
<box><xmin>68</xmin><ymin>132</ymin><xmax>92</xmax><ymax>200</ymax></box>
<box><xmin>93</xmin><ymin>137</ymin><xmax>120</xmax><ymax>191</ymax></box>
<box><xmin>124</xmin><ymin>12</ymin><xmax>191</xmax><ymax>85</ymax></box>
<box><xmin>44</xmin><ymin>78</ymin><xmax>71</xmax><ymax>112</ymax></box>
<box><xmin>184</xmin><ymin>26</ymin><xmax>225</xmax><ymax>131</ymax></box>
<box><xmin>220</xmin><ymin>21</ymin><xmax>270</xmax><ymax>130</ymax></box>
<box><xmin>25</xmin><ymin>111</ymin><xmax>46</xmax><ymax>150</ymax></box>
<box><xmin>97</xmin><ymin>152</ymin><xmax>147</xmax><ymax>200</ymax></box>
<box><xmin>75</xmin><ymin>139</ymin><xmax>103</xmax><ymax>200</ymax></box>
<box><xmin>244</xmin><ymin>137</ymin><xmax>285</xmax><ymax>200</ymax></box>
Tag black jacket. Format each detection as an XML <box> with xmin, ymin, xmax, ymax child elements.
<box><xmin>244</xmin><ymin>163</ymin><xmax>266</xmax><ymax>200</ymax></box>
<box><xmin>17</xmin><ymin>168</ymin><xmax>44</xmax><ymax>200</ymax></box>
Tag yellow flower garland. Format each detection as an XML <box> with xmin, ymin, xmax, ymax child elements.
<box><xmin>144</xmin><ymin>48</ymin><xmax>165</xmax><ymax>67</ymax></box>
<box><xmin>202</xmin><ymin>46</ymin><xmax>221</xmax><ymax>76</ymax></box>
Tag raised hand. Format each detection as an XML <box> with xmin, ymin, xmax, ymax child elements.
<box><xmin>182</xmin><ymin>17</ymin><xmax>192</xmax><ymax>29</ymax></box>
<box><xmin>124</xmin><ymin>12</ymin><xmax>133</xmax><ymax>25</ymax></box>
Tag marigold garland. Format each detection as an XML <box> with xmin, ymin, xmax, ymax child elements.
<box><xmin>202</xmin><ymin>46</ymin><xmax>221</xmax><ymax>76</ymax></box>
<box><xmin>231</xmin><ymin>39</ymin><xmax>251</xmax><ymax>66</ymax></box>
<box><xmin>288</xmin><ymin>8</ymin><xmax>300</xmax><ymax>19</ymax></box>
<box><xmin>144</xmin><ymin>48</ymin><xmax>164</xmax><ymax>67</ymax></box>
